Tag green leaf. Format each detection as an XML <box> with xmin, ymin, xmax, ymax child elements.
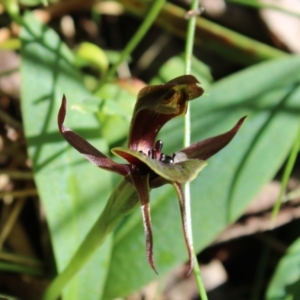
<box><xmin>42</xmin><ymin>179</ymin><xmax>139</xmax><ymax>300</ymax></box>
<box><xmin>102</xmin><ymin>55</ymin><xmax>300</xmax><ymax>299</ymax></box>
<box><xmin>266</xmin><ymin>236</ymin><xmax>300</xmax><ymax>300</ymax></box>
<box><xmin>20</xmin><ymin>13</ymin><xmax>112</xmax><ymax>300</ymax></box>
<box><xmin>112</xmin><ymin>147</ymin><xmax>207</xmax><ymax>183</ymax></box>
<box><xmin>75</xmin><ymin>42</ymin><xmax>109</xmax><ymax>77</ymax></box>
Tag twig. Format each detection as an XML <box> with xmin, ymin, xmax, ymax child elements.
<box><xmin>0</xmin><ymin>170</ymin><xmax>33</xmax><ymax>180</ymax></box>
<box><xmin>0</xmin><ymin>189</ymin><xmax>38</xmax><ymax>199</ymax></box>
<box><xmin>0</xmin><ymin>251</ymin><xmax>44</xmax><ymax>269</ymax></box>
<box><xmin>0</xmin><ymin>108</ymin><xmax>22</xmax><ymax>129</ymax></box>
<box><xmin>0</xmin><ymin>198</ymin><xmax>26</xmax><ymax>249</ymax></box>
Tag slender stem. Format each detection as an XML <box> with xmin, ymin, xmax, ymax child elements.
<box><xmin>193</xmin><ymin>259</ymin><xmax>209</xmax><ymax>300</ymax></box>
<box><xmin>184</xmin><ymin>1</ymin><xmax>209</xmax><ymax>299</ymax></box>
<box><xmin>42</xmin><ymin>179</ymin><xmax>138</xmax><ymax>300</ymax></box>
<box><xmin>184</xmin><ymin>0</ymin><xmax>198</xmax><ymax>143</ymax></box>
<box><xmin>184</xmin><ymin>0</ymin><xmax>198</xmax><ymax>241</ymax></box>
<box><xmin>94</xmin><ymin>0</ymin><xmax>166</xmax><ymax>92</ymax></box>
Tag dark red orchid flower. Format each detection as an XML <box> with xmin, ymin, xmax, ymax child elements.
<box><xmin>58</xmin><ymin>75</ymin><xmax>245</xmax><ymax>274</ymax></box>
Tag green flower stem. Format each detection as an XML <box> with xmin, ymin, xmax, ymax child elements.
<box><xmin>94</xmin><ymin>0</ymin><xmax>166</xmax><ymax>92</ymax></box>
<box><xmin>183</xmin><ymin>0</ymin><xmax>197</xmax><ymax>243</ymax></box>
<box><xmin>193</xmin><ymin>259</ymin><xmax>209</xmax><ymax>300</ymax></box>
<box><xmin>184</xmin><ymin>0</ymin><xmax>198</xmax><ymax>145</ymax></box>
<box><xmin>184</xmin><ymin>0</ymin><xmax>198</xmax><ymax>245</ymax></box>
<box><xmin>115</xmin><ymin>0</ymin><xmax>287</xmax><ymax>65</ymax></box>
<box><xmin>184</xmin><ymin>1</ymin><xmax>209</xmax><ymax>299</ymax></box>
<box><xmin>42</xmin><ymin>179</ymin><xmax>138</xmax><ymax>300</ymax></box>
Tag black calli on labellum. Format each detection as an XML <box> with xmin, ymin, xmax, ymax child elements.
<box><xmin>58</xmin><ymin>75</ymin><xmax>246</xmax><ymax>274</ymax></box>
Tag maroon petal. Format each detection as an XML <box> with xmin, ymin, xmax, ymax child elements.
<box><xmin>128</xmin><ymin>75</ymin><xmax>204</xmax><ymax>154</ymax></box>
<box><xmin>180</xmin><ymin>116</ymin><xmax>246</xmax><ymax>160</ymax></box>
<box><xmin>130</xmin><ymin>173</ymin><xmax>158</xmax><ymax>274</ymax></box>
<box><xmin>172</xmin><ymin>182</ymin><xmax>194</xmax><ymax>275</ymax></box>
<box><xmin>58</xmin><ymin>96</ymin><xmax>130</xmax><ymax>176</ymax></box>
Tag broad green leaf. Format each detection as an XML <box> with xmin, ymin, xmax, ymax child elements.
<box><xmin>103</xmin><ymin>55</ymin><xmax>300</xmax><ymax>299</ymax></box>
<box><xmin>20</xmin><ymin>13</ymin><xmax>112</xmax><ymax>300</ymax></box>
<box><xmin>266</xmin><ymin>236</ymin><xmax>300</xmax><ymax>300</ymax></box>
<box><xmin>112</xmin><ymin>147</ymin><xmax>207</xmax><ymax>183</ymax></box>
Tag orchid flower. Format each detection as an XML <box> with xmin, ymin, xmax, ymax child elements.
<box><xmin>58</xmin><ymin>75</ymin><xmax>245</xmax><ymax>274</ymax></box>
